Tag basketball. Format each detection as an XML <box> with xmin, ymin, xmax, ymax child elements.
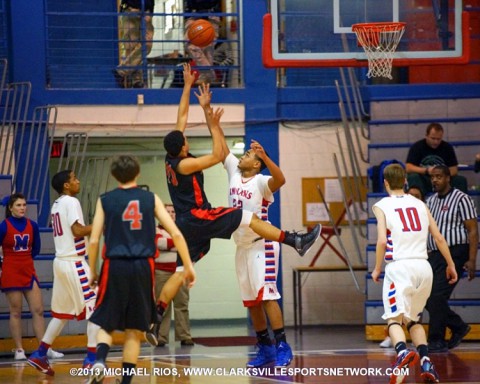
<box><xmin>187</xmin><ymin>19</ymin><xmax>215</xmax><ymax>47</ymax></box>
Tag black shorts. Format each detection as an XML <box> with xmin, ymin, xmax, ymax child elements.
<box><xmin>176</xmin><ymin>207</ymin><xmax>243</xmax><ymax>263</ymax></box>
<box><xmin>90</xmin><ymin>258</ymin><xmax>156</xmax><ymax>332</ymax></box>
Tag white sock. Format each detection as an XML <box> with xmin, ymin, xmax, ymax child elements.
<box><xmin>42</xmin><ymin>318</ymin><xmax>67</xmax><ymax>345</ymax></box>
<box><xmin>87</xmin><ymin>321</ymin><xmax>101</xmax><ymax>348</ymax></box>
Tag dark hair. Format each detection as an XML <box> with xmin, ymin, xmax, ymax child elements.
<box><xmin>51</xmin><ymin>170</ymin><xmax>72</xmax><ymax>194</ymax></box>
<box><xmin>383</xmin><ymin>163</ymin><xmax>406</xmax><ymax>190</ymax></box>
<box><xmin>5</xmin><ymin>193</ymin><xmax>26</xmax><ymax>218</ymax></box>
<box><xmin>406</xmin><ymin>185</ymin><xmax>425</xmax><ymax>201</ymax></box>
<box><xmin>253</xmin><ymin>150</ymin><xmax>268</xmax><ymax>172</ymax></box>
<box><xmin>426</xmin><ymin>122</ymin><xmax>444</xmax><ymax>135</ymax></box>
<box><xmin>164</xmin><ymin>130</ymin><xmax>185</xmax><ymax>157</ymax></box>
<box><xmin>432</xmin><ymin>164</ymin><xmax>450</xmax><ymax>176</ymax></box>
<box><xmin>110</xmin><ymin>155</ymin><xmax>140</xmax><ymax>183</ymax></box>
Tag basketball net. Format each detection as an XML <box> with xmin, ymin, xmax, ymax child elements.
<box><xmin>352</xmin><ymin>22</ymin><xmax>406</xmax><ymax>79</ymax></box>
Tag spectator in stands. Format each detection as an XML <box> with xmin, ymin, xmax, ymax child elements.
<box><xmin>405</xmin><ymin>123</ymin><xmax>468</xmax><ymax>196</ymax></box>
<box><xmin>425</xmin><ymin>165</ymin><xmax>478</xmax><ymax>352</ymax></box>
<box><xmin>406</xmin><ymin>185</ymin><xmax>425</xmax><ymax>202</ymax></box>
<box><xmin>154</xmin><ymin>204</ymin><xmax>194</xmax><ymax>347</ymax></box>
<box><xmin>184</xmin><ymin>0</ymin><xmax>221</xmax><ymax>84</ymax></box>
<box><xmin>114</xmin><ymin>0</ymin><xmax>154</xmax><ymax>88</ymax></box>
<box><xmin>212</xmin><ymin>26</ymin><xmax>234</xmax><ymax>87</ymax></box>
<box><xmin>0</xmin><ymin>193</ymin><xmax>63</xmax><ymax>361</ymax></box>
<box><xmin>474</xmin><ymin>153</ymin><xmax>480</xmax><ymax>173</ymax></box>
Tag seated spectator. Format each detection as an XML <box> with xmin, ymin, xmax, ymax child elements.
<box><xmin>212</xmin><ymin>27</ymin><xmax>234</xmax><ymax>87</ymax></box>
<box><xmin>405</xmin><ymin>123</ymin><xmax>468</xmax><ymax>196</ymax></box>
<box><xmin>184</xmin><ymin>1</ymin><xmax>221</xmax><ymax>84</ymax></box>
<box><xmin>406</xmin><ymin>185</ymin><xmax>425</xmax><ymax>202</ymax></box>
<box><xmin>474</xmin><ymin>153</ymin><xmax>480</xmax><ymax>173</ymax></box>
<box><xmin>114</xmin><ymin>0</ymin><xmax>154</xmax><ymax>88</ymax></box>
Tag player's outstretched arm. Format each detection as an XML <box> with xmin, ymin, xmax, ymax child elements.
<box><xmin>175</xmin><ymin>63</ymin><xmax>197</xmax><ymax>133</ymax></box>
<box><xmin>177</xmin><ymin>107</ymin><xmax>225</xmax><ymax>175</ymax></box>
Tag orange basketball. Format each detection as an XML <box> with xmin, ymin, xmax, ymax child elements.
<box><xmin>187</xmin><ymin>19</ymin><xmax>215</xmax><ymax>47</ymax></box>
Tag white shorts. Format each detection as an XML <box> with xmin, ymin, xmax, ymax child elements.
<box><xmin>235</xmin><ymin>239</ymin><xmax>280</xmax><ymax>307</ymax></box>
<box><xmin>51</xmin><ymin>257</ymin><xmax>97</xmax><ymax>320</ymax></box>
<box><xmin>382</xmin><ymin>258</ymin><xmax>432</xmax><ymax>322</ymax></box>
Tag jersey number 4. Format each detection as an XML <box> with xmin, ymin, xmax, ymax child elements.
<box><xmin>395</xmin><ymin>207</ymin><xmax>422</xmax><ymax>232</ymax></box>
<box><xmin>122</xmin><ymin>200</ymin><xmax>143</xmax><ymax>230</ymax></box>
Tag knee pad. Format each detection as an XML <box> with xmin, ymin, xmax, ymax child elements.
<box><xmin>406</xmin><ymin>321</ymin><xmax>420</xmax><ymax>332</ymax></box>
<box><xmin>387</xmin><ymin>322</ymin><xmax>402</xmax><ymax>332</ymax></box>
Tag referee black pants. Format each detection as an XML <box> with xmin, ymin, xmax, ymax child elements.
<box><xmin>425</xmin><ymin>244</ymin><xmax>469</xmax><ymax>343</ymax></box>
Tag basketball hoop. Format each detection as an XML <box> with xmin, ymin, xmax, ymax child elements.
<box><xmin>352</xmin><ymin>22</ymin><xmax>406</xmax><ymax>79</ymax></box>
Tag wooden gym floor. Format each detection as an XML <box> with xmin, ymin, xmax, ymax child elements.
<box><xmin>0</xmin><ymin>325</ymin><xmax>479</xmax><ymax>383</ymax></box>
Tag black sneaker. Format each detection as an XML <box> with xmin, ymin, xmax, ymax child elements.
<box><xmin>145</xmin><ymin>321</ymin><xmax>161</xmax><ymax>347</ymax></box>
<box><xmin>448</xmin><ymin>324</ymin><xmax>471</xmax><ymax>349</ymax></box>
<box><xmin>294</xmin><ymin>224</ymin><xmax>321</xmax><ymax>256</ymax></box>
<box><xmin>145</xmin><ymin>305</ymin><xmax>163</xmax><ymax>347</ymax></box>
<box><xmin>428</xmin><ymin>340</ymin><xmax>448</xmax><ymax>353</ymax></box>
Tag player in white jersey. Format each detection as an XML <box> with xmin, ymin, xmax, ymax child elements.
<box><xmin>27</xmin><ymin>170</ymin><xmax>99</xmax><ymax>376</ymax></box>
<box><xmin>372</xmin><ymin>163</ymin><xmax>457</xmax><ymax>384</ymax></box>
<box><xmin>223</xmin><ymin>138</ymin><xmax>296</xmax><ymax>368</ymax></box>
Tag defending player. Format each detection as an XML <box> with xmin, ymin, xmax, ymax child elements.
<box><xmin>222</xmin><ymin>138</ymin><xmax>296</xmax><ymax>367</ymax></box>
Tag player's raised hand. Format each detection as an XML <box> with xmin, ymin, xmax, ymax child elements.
<box><xmin>194</xmin><ymin>82</ymin><xmax>212</xmax><ymax>109</ymax></box>
<box><xmin>250</xmin><ymin>140</ymin><xmax>268</xmax><ymax>160</ymax></box>
<box><xmin>183</xmin><ymin>63</ymin><xmax>197</xmax><ymax>87</ymax></box>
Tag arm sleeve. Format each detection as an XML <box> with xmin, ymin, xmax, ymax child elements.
<box><xmin>0</xmin><ymin>220</ymin><xmax>7</xmax><ymax>245</ymax></box>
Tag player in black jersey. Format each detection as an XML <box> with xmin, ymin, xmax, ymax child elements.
<box><xmin>87</xmin><ymin>155</ymin><xmax>194</xmax><ymax>384</ymax></box>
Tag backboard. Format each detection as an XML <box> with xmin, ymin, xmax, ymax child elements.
<box><xmin>263</xmin><ymin>0</ymin><xmax>469</xmax><ymax>68</ymax></box>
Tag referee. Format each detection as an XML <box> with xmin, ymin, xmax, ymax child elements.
<box><xmin>425</xmin><ymin>165</ymin><xmax>478</xmax><ymax>352</ymax></box>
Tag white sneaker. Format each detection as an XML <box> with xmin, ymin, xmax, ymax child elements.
<box><xmin>13</xmin><ymin>348</ymin><xmax>27</xmax><ymax>360</ymax></box>
<box><xmin>47</xmin><ymin>348</ymin><xmax>64</xmax><ymax>359</ymax></box>
<box><xmin>379</xmin><ymin>336</ymin><xmax>393</xmax><ymax>348</ymax></box>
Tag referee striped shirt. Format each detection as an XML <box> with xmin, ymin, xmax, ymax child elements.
<box><xmin>427</xmin><ymin>188</ymin><xmax>478</xmax><ymax>250</ymax></box>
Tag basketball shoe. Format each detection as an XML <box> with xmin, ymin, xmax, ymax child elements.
<box><xmin>247</xmin><ymin>343</ymin><xmax>276</xmax><ymax>368</ymax></box>
<box><xmin>13</xmin><ymin>348</ymin><xmax>26</xmax><ymax>360</ymax></box>
<box><xmin>420</xmin><ymin>358</ymin><xmax>440</xmax><ymax>383</ymax></box>
<box><xmin>83</xmin><ymin>355</ymin><xmax>96</xmax><ymax>369</ymax></box>
<box><xmin>287</xmin><ymin>224</ymin><xmax>322</xmax><ymax>256</ymax></box>
<box><xmin>389</xmin><ymin>349</ymin><xmax>418</xmax><ymax>384</ymax></box>
<box><xmin>145</xmin><ymin>311</ymin><xmax>163</xmax><ymax>347</ymax></box>
<box><xmin>47</xmin><ymin>348</ymin><xmax>64</xmax><ymax>359</ymax></box>
<box><xmin>275</xmin><ymin>341</ymin><xmax>293</xmax><ymax>367</ymax></box>
<box><xmin>87</xmin><ymin>361</ymin><xmax>106</xmax><ymax>384</ymax></box>
<box><xmin>27</xmin><ymin>351</ymin><xmax>54</xmax><ymax>376</ymax></box>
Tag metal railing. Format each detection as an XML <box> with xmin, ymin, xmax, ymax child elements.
<box><xmin>43</xmin><ymin>2</ymin><xmax>242</xmax><ymax>89</ymax></box>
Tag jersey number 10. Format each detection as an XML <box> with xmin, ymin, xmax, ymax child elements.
<box><xmin>394</xmin><ymin>207</ymin><xmax>422</xmax><ymax>232</ymax></box>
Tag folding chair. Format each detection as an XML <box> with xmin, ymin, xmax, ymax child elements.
<box><xmin>307</xmin><ymin>198</ymin><xmax>353</xmax><ymax>267</ymax></box>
